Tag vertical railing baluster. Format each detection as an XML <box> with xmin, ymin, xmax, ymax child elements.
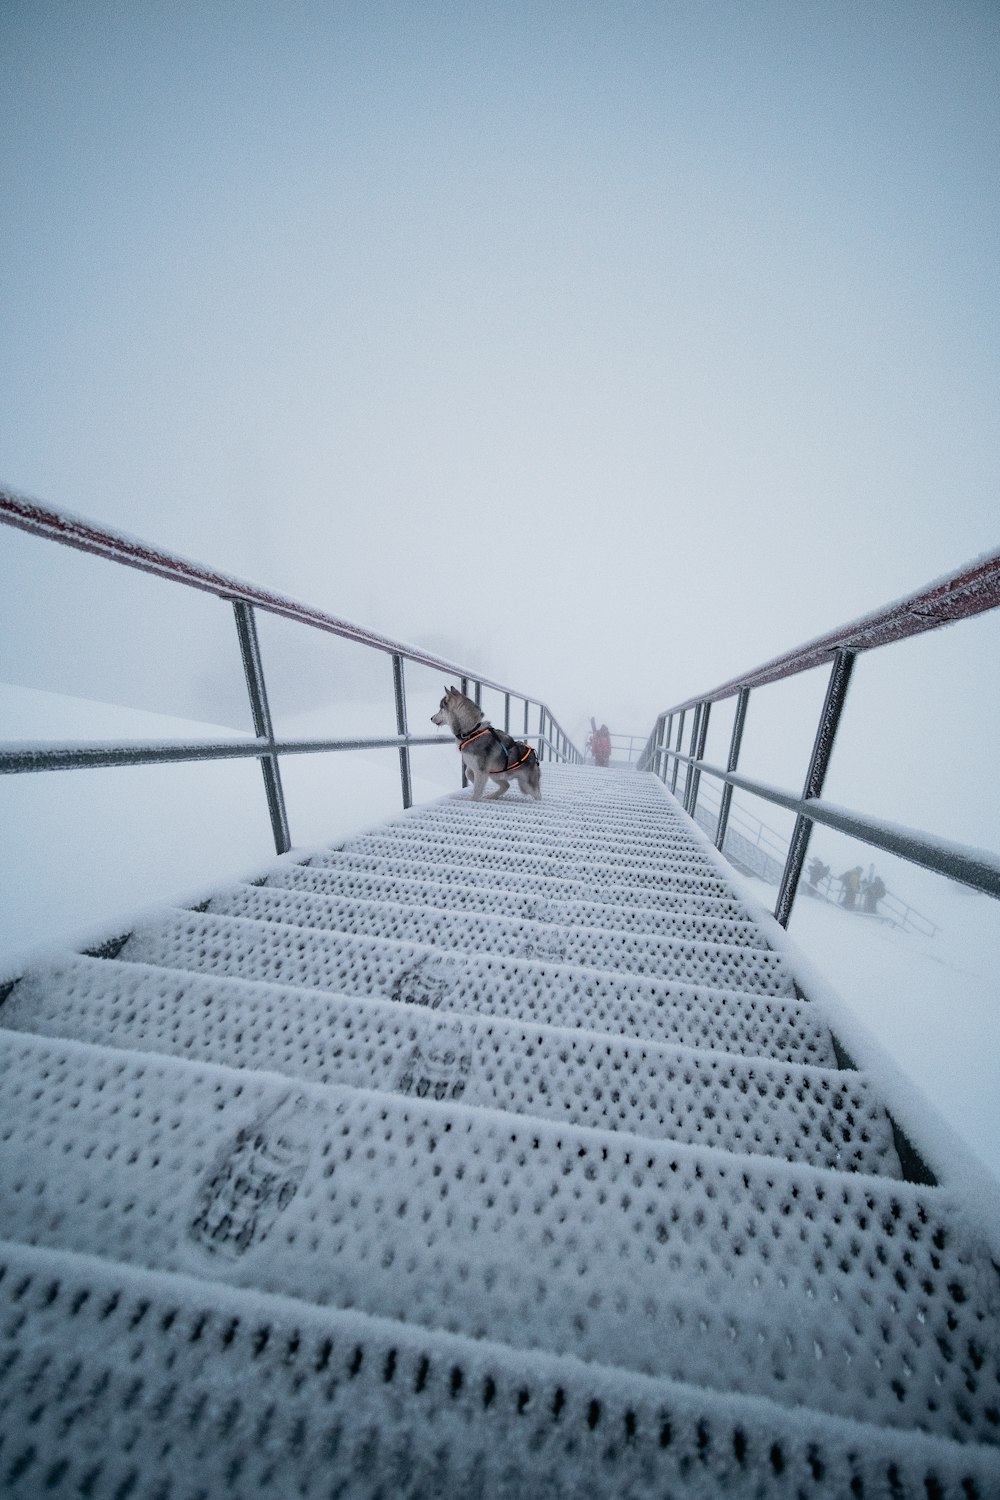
<box><xmin>392</xmin><ymin>653</ymin><xmax>412</xmax><ymax>810</ymax></box>
<box><xmin>670</xmin><ymin>711</ymin><xmax>685</xmax><ymax>795</ymax></box>
<box><xmin>233</xmin><ymin>600</ymin><xmax>291</xmax><ymax>855</ymax></box>
<box><xmin>775</xmin><ymin>649</ymin><xmax>856</xmax><ymax>928</ymax></box>
<box><xmin>715</xmin><ymin>687</ymin><xmax>749</xmax><ymax>852</ymax></box>
<box><xmin>681</xmin><ymin>704</ymin><xmax>701</xmax><ymax>811</ymax></box>
<box><xmin>653</xmin><ymin>714</ymin><xmax>666</xmax><ymax>777</ymax></box>
<box><xmin>504</xmin><ymin>692</ymin><xmax>510</xmax><ymax>734</ymax></box>
<box><xmin>686</xmin><ymin>702</ymin><xmax>711</xmax><ymax>818</ymax></box>
<box><xmin>459</xmin><ymin>677</ymin><xmax>470</xmax><ymax>788</ymax></box>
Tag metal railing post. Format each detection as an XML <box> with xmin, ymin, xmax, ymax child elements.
<box><xmin>716</xmin><ymin>687</ymin><xmax>749</xmax><ymax>851</ymax></box>
<box><xmin>653</xmin><ymin>715</ymin><xmax>666</xmax><ymax>776</ymax></box>
<box><xmin>538</xmin><ymin>705</ymin><xmax>546</xmax><ymax>762</ymax></box>
<box><xmin>670</xmin><ymin>711</ymin><xmax>685</xmax><ymax>795</ymax></box>
<box><xmin>681</xmin><ymin>706</ymin><xmax>698</xmax><ymax>808</ymax></box>
<box><xmin>504</xmin><ymin>693</ymin><xmax>510</xmax><ymax>734</ymax></box>
<box><xmin>233</xmin><ymin>600</ymin><xmax>291</xmax><ymax>855</ymax></box>
<box><xmin>775</xmin><ymin>649</ymin><xmax>856</xmax><ymax>927</ymax></box>
<box><xmin>460</xmin><ymin>677</ymin><xmax>470</xmax><ymax>788</ymax></box>
<box><xmin>392</xmin><ymin>653</ymin><xmax>412</xmax><ymax>810</ymax></box>
<box><xmin>686</xmin><ymin>701</ymin><xmax>711</xmax><ymax>818</ymax></box>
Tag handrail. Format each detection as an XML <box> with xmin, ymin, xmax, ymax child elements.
<box><xmin>664</xmin><ymin>548</ymin><xmax>1000</xmax><ymax>713</ymax></box>
<box><xmin>1</xmin><ymin>486</ymin><xmax>529</xmax><ymax>689</ymax></box>
<box><xmin>639</xmin><ymin>547</ymin><xmax>1000</xmax><ymax>925</ymax></box>
<box><xmin>0</xmin><ymin>486</ymin><xmax>582</xmax><ymax>851</ymax></box>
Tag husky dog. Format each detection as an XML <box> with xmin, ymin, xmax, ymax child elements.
<box><xmin>432</xmin><ymin>686</ymin><xmax>542</xmax><ymax>801</ymax></box>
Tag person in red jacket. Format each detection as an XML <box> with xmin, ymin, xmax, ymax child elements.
<box><xmin>589</xmin><ymin>718</ymin><xmax>612</xmax><ymax>767</ymax></box>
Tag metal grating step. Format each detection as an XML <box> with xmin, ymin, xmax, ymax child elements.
<box><xmin>397</xmin><ymin>803</ymin><xmax>708</xmax><ymax>853</ymax></box>
<box><xmin>0</xmin><ymin>1029</ymin><xmax>996</xmax><ymax>1443</ymax></box>
<box><xmin>4</xmin><ymin>1238</ymin><xmax>996</xmax><ymax>1500</ymax></box>
<box><xmin>269</xmin><ymin>860</ymin><xmax>762</xmax><ymax>941</ymax></box>
<box><xmin>342</xmin><ymin>825</ymin><xmax>726</xmax><ymax>880</ymax></box>
<box><xmin>3</xmin><ymin>955</ymin><xmax>900</xmax><ymax>1174</ymax></box>
<box><xmin>203</xmin><ymin>883</ymin><xmax>791</xmax><ymax>992</ymax></box>
<box><xmin>2</xmin><ymin>762</ymin><xmax>997</xmax><ymax>1497</ymax></box>
<box><xmin>115</xmin><ymin>908</ymin><xmax>834</xmax><ymax>1065</ymax></box>
<box><xmin>305</xmin><ymin>846</ymin><xmax>740</xmax><ymax>911</ymax></box>
<box><xmin>314</xmin><ymin>840</ymin><xmax>734</xmax><ymax>896</ymax></box>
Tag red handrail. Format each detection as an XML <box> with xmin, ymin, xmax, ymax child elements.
<box><xmin>0</xmin><ymin>486</ymin><xmax>516</xmax><ymax>695</ymax></box>
<box><xmin>667</xmin><ymin>548</ymin><xmax>1000</xmax><ymax>713</ymax></box>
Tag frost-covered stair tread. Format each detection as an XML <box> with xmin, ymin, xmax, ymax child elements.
<box><xmin>271</xmin><ymin>860</ymin><xmax>759</xmax><ymax>937</ymax></box>
<box><xmin>4</xmin><ymin>955</ymin><xmax>900</xmax><ymax>1173</ymax></box>
<box><xmin>1</xmin><ymin>1028</ymin><xmax>997</xmax><ymax>1445</ymax></box>
<box><xmin>307</xmin><ymin>846</ymin><xmax>740</xmax><ymax>911</ymax></box>
<box><xmin>339</xmin><ymin>829</ymin><xmax>731</xmax><ymax>888</ymax></box>
<box><xmin>5</xmin><ymin>1241</ymin><xmax>998</xmax><ymax>1500</ymax></box>
<box><xmin>3</xmin><ymin>761</ymin><xmax>998</xmax><ymax>1497</ymax></box>
<box><xmin>115</xmin><ymin>908</ymin><xmax>832</xmax><ymax>1064</ymax></box>
<box><xmin>204</xmin><ymin>882</ymin><xmax>791</xmax><ymax>991</ymax></box>
<box><xmin>389</xmin><ymin>807</ymin><xmax>711</xmax><ymax>855</ymax></box>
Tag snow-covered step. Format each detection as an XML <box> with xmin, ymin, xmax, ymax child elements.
<box><xmin>417</xmin><ymin>796</ymin><xmax>692</xmax><ymax>829</ymax></box>
<box><xmin>269</xmin><ymin>861</ymin><xmax>762</xmax><ymax>942</ymax></box>
<box><xmin>306</xmin><ymin>846</ymin><xmax>738</xmax><ymax>911</ymax></box>
<box><xmin>6</xmin><ymin>1240</ymin><xmax>996</xmax><ymax>1500</ymax></box>
<box><xmin>398</xmin><ymin>805</ymin><xmax>707</xmax><ymax>853</ymax></box>
<box><xmin>315</xmin><ymin>839</ymin><xmax>733</xmax><ymax>895</ymax></box>
<box><xmin>3</xmin><ymin>955</ymin><xmax>899</xmax><ymax>1174</ymax></box>
<box><xmin>204</xmin><ymin>883</ymin><xmax>792</xmax><ymax>993</ymax></box>
<box><xmin>343</xmin><ymin>823</ymin><xmax>723</xmax><ymax>875</ymax></box>
<box><xmin>116</xmin><ymin>908</ymin><xmax>833</xmax><ymax>1064</ymax></box>
<box><xmin>0</xmin><ymin>1029</ymin><xmax>996</xmax><ymax>1446</ymax></box>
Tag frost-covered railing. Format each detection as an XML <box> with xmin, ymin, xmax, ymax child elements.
<box><xmin>638</xmin><ymin>549</ymin><xmax>1000</xmax><ymax>925</ymax></box>
<box><xmin>0</xmin><ymin>487</ymin><xmax>582</xmax><ymax>852</ymax></box>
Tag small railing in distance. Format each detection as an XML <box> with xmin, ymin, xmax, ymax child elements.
<box><xmin>0</xmin><ymin>487</ymin><xmax>582</xmax><ymax>853</ymax></box>
<box><xmin>637</xmin><ymin>548</ymin><xmax>1000</xmax><ymax>925</ymax></box>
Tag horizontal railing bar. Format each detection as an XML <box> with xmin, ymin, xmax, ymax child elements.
<box><xmin>1</xmin><ymin>488</ymin><xmax>524</xmax><ymax>701</ymax></box>
<box><xmin>0</xmin><ymin>487</ymin><xmax>584</xmax><ymax>764</ymax></box>
<box><xmin>0</xmin><ymin>729</ymin><xmax>582</xmax><ymax>776</ymax></box>
<box><xmin>0</xmin><ymin>734</ymin><xmax>454</xmax><ymax>774</ymax></box>
<box><xmin>656</xmin><ymin>548</ymin><xmax>1000</xmax><ymax>714</ymax></box>
<box><xmin>652</xmin><ymin>746</ymin><xmax>1000</xmax><ymax>899</ymax></box>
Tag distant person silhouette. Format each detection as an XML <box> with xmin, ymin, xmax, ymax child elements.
<box><xmin>589</xmin><ymin>719</ymin><xmax>612</xmax><ymax>767</ymax></box>
<box><xmin>838</xmin><ymin>865</ymin><xmax>863</xmax><ymax>911</ymax></box>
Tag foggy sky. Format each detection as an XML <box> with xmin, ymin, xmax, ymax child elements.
<box><xmin>3</xmin><ymin>1</ymin><xmax>999</xmax><ymax>776</ymax></box>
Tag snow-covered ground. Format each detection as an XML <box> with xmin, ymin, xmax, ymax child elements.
<box><xmin>785</xmin><ymin>876</ymin><xmax>1000</xmax><ymax>1185</ymax></box>
<box><xmin>3</xmin><ymin>682</ymin><xmax>998</xmax><ymax>1185</ymax></box>
<box><xmin>0</xmin><ymin>683</ymin><xmax>457</xmax><ymax>968</ymax></box>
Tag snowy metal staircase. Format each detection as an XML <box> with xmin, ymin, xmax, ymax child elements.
<box><xmin>2</xmin><ymin>764</ymin><xmax>999</xmax><ymax>1499</ymax></box>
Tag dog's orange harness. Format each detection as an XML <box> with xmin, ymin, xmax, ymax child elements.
<box><xmin>459</xmin><ymin>724</ymin><xmax>534</xmax><ymax>772</ymax></box>
<box><xmin>458</xmin><ymin>726</ymin><xmax>492</xmax><ymax>750</ymax></box>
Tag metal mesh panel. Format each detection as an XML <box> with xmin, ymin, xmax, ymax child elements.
<box><xmin>270</xmin><ymin>861</ymin><xmax>759</xmax><ymax>938</ymax></box>
<box><xmin>118</xmin><ymin>910</ymin><xmax>832</xmax><ymax>1064</ymax></box>
<box><xmin>3</xmin><ymin>762</ymin><xmax>998</xmax><ymax>1496</ymax></box>
<box><xmin>5</xmin><ymin>956</ymin><xmax>898</xmax><ymax>1174</ymax></box>
<box><xmin>0</xmin><ymin>1031</ymin><xmax>997</xmax><ymax>1443</ymax></box>
<box><xmin>342</xmin><ymin>829</ymin><xmax>727</xmax><ymax>886</ymax></box>
<box><xmin>308</xmin><ymin>847</ymin><xmax>735</xmax><ymax>909</ymax></box>
<box><xmin>4</xmin><ymin>1240</ymin><xmax>996</xmax><ymax>1500</ymax></box>
<box><xmin>204</xmin><ymin>883</ymin><xmax>792</xmax><ymax>993</ymax></box>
